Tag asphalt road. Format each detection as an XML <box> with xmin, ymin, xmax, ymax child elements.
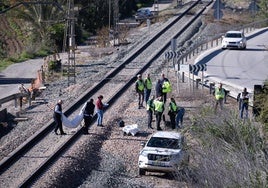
<box><xmin>195</xmin><ymin>27</ymin><xmax>268</xmax><ymax>96</ymax></box>
<box><xmin>0</xmin><ymin>59</ymin><xmax>44</xmax><ymax>99</ymax></box>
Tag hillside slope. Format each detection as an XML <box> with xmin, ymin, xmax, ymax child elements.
<box><xmin>0</xmin><ymin>15</ymin><xmax>23</xmax><ymax>57</ymax></box>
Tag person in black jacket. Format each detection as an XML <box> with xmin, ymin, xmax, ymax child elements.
<box><xmin>53</xmin><ymin>99</ymin><xmax>66</xmax><ymax>135</ymax></box>
<box><xmin>83</xmin><ymin>99</ymin><xmax>95</xmax><ymax>134</ymax></box>
<box><xmin>237</xmin><ymin>88</ymin><xmax>249</xmax><ymax>119</ymax></box>
<box><xmin>155</xmin><ymin>79</ymin><xmax>163</xmax><ymax>98</ymax></box>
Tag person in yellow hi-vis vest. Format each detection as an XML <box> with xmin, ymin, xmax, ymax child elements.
<box><xmin>168</xmin><ymin>97</ymin><xmax>178</xmax><ymax>129</ymax></box>
<box><xmin>153</xmin><ymin>96</ymin><xmax>165</xmax><ymax>131</ymax></box>
<box><xmin>144</xmin><ymin>73</ymin><xmax>153</xmax><ymax>103</ymax></box>
<box><xmin>160</xmin><ymin>73</ymin><xmax>172</xmax><ymax>103</ymax></box>
<box><xmin>214</xmin><ymin>83</ymin><xmax>225</xmax><ymax>113</ymax></box>
<box><xmin>135</xmin><ymin>74</ymin><xmax>145</xmax><ymax>109</ymax></box>
<box><xmin>146</xmin><ymin>95</ymin><xmax>155</xmax><ymax>129</ymax></box>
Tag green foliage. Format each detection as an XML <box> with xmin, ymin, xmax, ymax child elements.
<box><xmin>35</xmin><ymin>48</ymin><xmax>50</xmax><ymax>57</ymax></box>
<box><xmin>48</xmin><ymin>60</ymin><xmax>61</xmax><ymax>72</ymax></box>
<box><xmin>188</xmin><ymin>109</ymin><xmax>267</xmax><ymax>187</ymax></box>
<box><xmin>255</xmin><ymin>81</ymin><xmax>268</xmax><ymax>132</ymax></box>
<box><xmin>0</xmin><ymin>59</ymin><xmax>13</xmax><ymax>71</ymax></box>
<box><xmin>0</xmin><ymin>48</ymin><xmax>51</xmax><ymax>71</ymax></box>
<box><xmin>258</xmin><ymin>0</ymin><xmax>268</xmax><ymax>19</ymax></box>
<box><xmin>19</xmin><ymin>51</ymin><xmax>35</xmax><ymax>60</ymax></box>
<box><xmin>48</xmin><ymin>60</ymin><xmax>57</xmax><ymax>71</ymax></box>
<box><xmin>0</xmin><ymin>41</ymin><xmax>6</xmax><ymax>59</ymax></box>
<box><xmin>48</xmin><ymin>23</ymin><xmax>65</xmax><ymax>51</ymax></box>
<box><xmin>136</xmin><ymin>0</ymin><xmax>154</xmax><ymax>9</ymax></box>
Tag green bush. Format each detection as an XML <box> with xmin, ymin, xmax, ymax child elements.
<box><xmin>48</xmin><ymin>60</ymin><xmax>61</xmax><ymax>72</ymax></box>
<box><xmin>48</xmin><ymin>60</ymin><xmax>57</xmax><ymax>71</ymax></box>
<box><xmin>187</xmin><ymin>109</ymin><xmax>267</xmax><ymax>187</ymax></box>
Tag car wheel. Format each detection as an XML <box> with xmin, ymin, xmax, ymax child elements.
<box><xmin>139</xmin><ymin>168</ymin><xmax>146</xmax><ymax>176</ymax></box>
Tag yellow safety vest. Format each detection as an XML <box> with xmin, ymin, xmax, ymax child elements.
<box><xmin>215</xmin><ymin>88</ymin><xmax>225</xmax><ymax>100</ymax></box>
<box><xmin>162</xmin><ymin>81</ymin><xmax>172</xmax><ymax>93</ymax></box>
<box><xmin>146</xmin><ymin>99</ymin><xmax>154</xmax><ymax>111</ymax></box>
<box><xmin>169</xmin><ymin>101</ymin><xmax>177</xmax><ymax>112</ymax></box>
<box><xmin>144</xmin><ymin>78</ymin><xmax>152</xmax><ymax>90</ymax></box>
<box><xmin>136</xmin><ymin>80</ymin><xmax>145</xmax><ymax>91</ymax></box>
<box><xmin>154</xmin><ymin>100</ymin><xmax>164</xmax><ymax>112</ymax></box>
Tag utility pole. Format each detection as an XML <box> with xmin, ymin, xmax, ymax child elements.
<box><xmin>108</xmin><ymin>0</ymin><xmax>111</xmax><ymax>31</ymax></box>
<box><xmin>113</xmin><ymin>0</ymin><xmax>119</xmax><ymax>46</ymax></box>
<box><xmin>65</xmin><ymin>0</ymin><xmax>76</xmax><ymax>86</ymax></box>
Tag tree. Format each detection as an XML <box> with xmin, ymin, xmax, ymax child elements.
<box><xmin>13</xmin><ymin>0</ymin><xmax>67</xmax><ymax>51</ymax></box>
<box><xmin>258</xmin><ymin>0</ymin><xmax>268</xmax><ymax>18</ymax></box>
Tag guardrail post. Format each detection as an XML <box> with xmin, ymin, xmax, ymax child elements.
<box><xmin>14</xmin><ymin>97</ymin><xmax>17</xmax><ymax>108</ymax></box>
<box><xmin>210</xmin><ymin>82</ymin><xmax>215</xmax><ymax>94</ymax></box>
<box><xmin>196</xmin><ymin>78</ymin><xmax>201</xmax><ymax>89</ymax></box>
<box><xmin>28</xmin><ymin>96</ymin><xmax>32</xmax><ymax>107</ymax></box>
<box><xmin>224</xmin><ymin>90</ymin><xmax>229</xmax><ymax>104</ymax></box>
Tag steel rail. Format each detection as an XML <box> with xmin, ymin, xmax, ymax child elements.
<box><xmin>0</xmin><ymin>0</ymin><xmax>202</xmax><ymax>175</ymax></box>
<box><xmin>0</xmin><ymin>1</ymin><xmax>213</xmax><ymax>186</ymax></box>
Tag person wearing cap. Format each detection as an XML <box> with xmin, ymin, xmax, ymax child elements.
<box><xmin>135</xmin><ymin>74</ymin><xmax>145</xmax><ymax>109</ymax></box>
<box><xmin>214</xmin><ymin>83</ymin><xmax>225</xmax><ymax>113</ymax></box>
<box><xmin>53</xmin><ymin>99</ymin><xmax>66</xmax><ymax>135</ymax></box>
<box><xmin>96</xmin><ymin>95</ymin><xmax>109</xmax><ymax>127</ymax></box>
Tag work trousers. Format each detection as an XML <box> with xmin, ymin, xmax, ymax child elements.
<box><xmin>54</xmin><ymin>116</ymin><xmax>64</xmax><ymax>134</ymax></box>
<box><xmin>144</xmin><ymin>89</ymin><xmax>151</xmax><ymax>103</ymax></box>
<box><xmin>168</xmin><ymin>112</ymin><xmax>176</xmax><ymax>129</ymax></box>
<box><xmin>147</xmin><ymin>110</ymin><xmax>153</xmax><ymax>128</ymax></box>
<box><xmin>83</xmin><ymin>115</ymin><xmax>92</xmax><ymax>133</ymax></box>
<box><xmin>137</xmin><ymin>91</ymin><xmax>144</xmax><ymax>108</ymax></box>
<box><xmin>155</xmin><ymin>111</ymin><xmax>163</xmax><ymax>130</ymax></box>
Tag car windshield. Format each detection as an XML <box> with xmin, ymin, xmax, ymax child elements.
<box><xmin>225</xmin><ymin>33</ymin><xmax>242</xmax><ymax>38</ymax></box>
<box><xmin>147</xmin><ymin>137</ymin><xmax>181</xmax><ymax>149</ymax></box>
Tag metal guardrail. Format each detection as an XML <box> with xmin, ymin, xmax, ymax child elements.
<box><xmin>176</xmin><ymin>19</ymin><xmax>268</xmax><ymax>65</ymax></box>
<box><xmin>0</xmin><ymin>93</ymin><xmax>30</xmax><ymax>108</ymax></box>
<box><xmin>174</xmin><ymin>19</ymin><xmax>268</xmax><ymax>108</ymax></box>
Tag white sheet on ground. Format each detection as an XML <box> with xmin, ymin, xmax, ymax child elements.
<box><xmin>122</xmin><ymin>124</ymin><xmax>139</xmax><ymax>136</ymax></box>
<box><xmin>62</xmin><ymin>102</ymin><xmax>87</xmax><ymax>128</ymax></box>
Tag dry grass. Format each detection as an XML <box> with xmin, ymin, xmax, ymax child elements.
<box><xmin>177</xmin><ymin>106</ymin><xmax>268</xmax><ymax>187</ymax></box>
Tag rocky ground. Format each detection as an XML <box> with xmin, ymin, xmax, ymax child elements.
<box><xmin>0</xmin><ymin>1</ymin><xmax>255</xmax><ymax>187</ymax></box>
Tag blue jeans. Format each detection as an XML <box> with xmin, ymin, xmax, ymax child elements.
<box><xmin>144</xmin><ymin>89</ymin><xmax>151</xmax><ymax>103</ymax></box>
<box><xmin>96</xmin><ymin>110</ymin><xmax>104</xmax><ymax>125</ymax></box>
<box><xmin>176</xmin><ymin>108</ymin><xmax>185</xmax><ymax>128</ymax></box>
<box><xmin>240</xmin><ymin>102</ymin><xmax>248</xmax><ymax>119</ymax></box>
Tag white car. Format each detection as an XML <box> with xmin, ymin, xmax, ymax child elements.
<box><xmin>221</xmin><ymin>31</ymin><xmax>247</xmax><ymax>49</ymax></box>
<box><xmin>138</xmin><ymin>131</ymin><xmax>189</xmax><ymax>175</ymax></box>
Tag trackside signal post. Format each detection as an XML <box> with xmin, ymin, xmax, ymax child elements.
<box><xmin>65</xmin><ymin>0</ymin><xmax>76</xmax><ymax>86</ymax></box>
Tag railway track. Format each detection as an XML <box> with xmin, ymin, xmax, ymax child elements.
<box><xmin>0</xmin><ymin>0</ymin><xmax>213</xmax><ymax>187</ymax></box>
